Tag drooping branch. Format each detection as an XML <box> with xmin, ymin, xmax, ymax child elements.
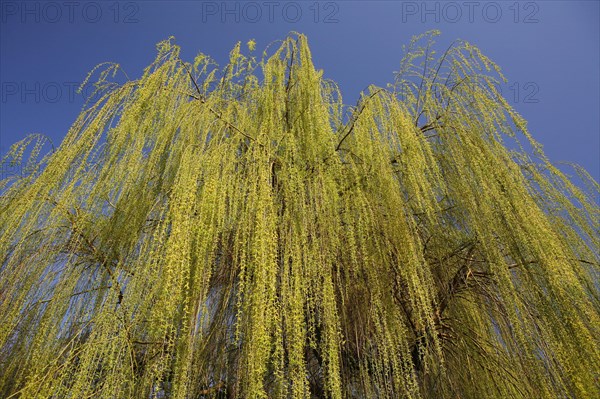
<box><xmin>335</xmin><ymin>88</ymin><xmax>384</xmax><ymax>151</ymax></box>
<box><xmin>177</xmin><ymin>57</ymin><xmax>257</xmax><ymax>142</ymax></box>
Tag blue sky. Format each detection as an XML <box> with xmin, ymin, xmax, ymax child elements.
<box><xmin>1</xmin><ymin>0</ymin><xmax>598</xmax><ymax>182</ymax></box>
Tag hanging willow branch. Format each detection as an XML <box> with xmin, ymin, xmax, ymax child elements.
<box><xmin>0</xmin><ymin>31</ymin><xmax>599</xmax><ymax>399</ymax></box>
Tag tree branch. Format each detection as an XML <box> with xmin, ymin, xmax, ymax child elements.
<box><xmin>335</xmin><ymin>89</ymin><xmax>384</xmax><ymax>152</ymax></box>
<box><xmin>177</xmin><ymin>57</ymin><xmax>257</xmax><ymax>142</ymax></box>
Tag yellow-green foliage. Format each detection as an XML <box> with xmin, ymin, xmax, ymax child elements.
<box><xmin>0</xmin><ymin>32</ymin><xmax>598</xmax><ymax>398</ymax></box>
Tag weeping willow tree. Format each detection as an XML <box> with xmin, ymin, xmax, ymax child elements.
<box><xmin>0</xmin><ymin>31</ymin><xmax>598</xmax><ymax>399</ymax></box>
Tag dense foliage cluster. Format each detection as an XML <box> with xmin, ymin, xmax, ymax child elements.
<box><xmin>0</xmin><ymin>32</ymin><xmax>598</xmax><ymax>398</ymax></box>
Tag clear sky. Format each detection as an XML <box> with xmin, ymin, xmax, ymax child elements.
<box><xmin>1</xmin><ymin>0</ymin><xmax>598</xmax><ymax>182</ymax></box>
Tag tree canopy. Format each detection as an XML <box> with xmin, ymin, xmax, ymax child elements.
<box><xmin>0</xmin><ymin>31</ymin><xmax>598</xmax><ymax>399</ymax></box>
